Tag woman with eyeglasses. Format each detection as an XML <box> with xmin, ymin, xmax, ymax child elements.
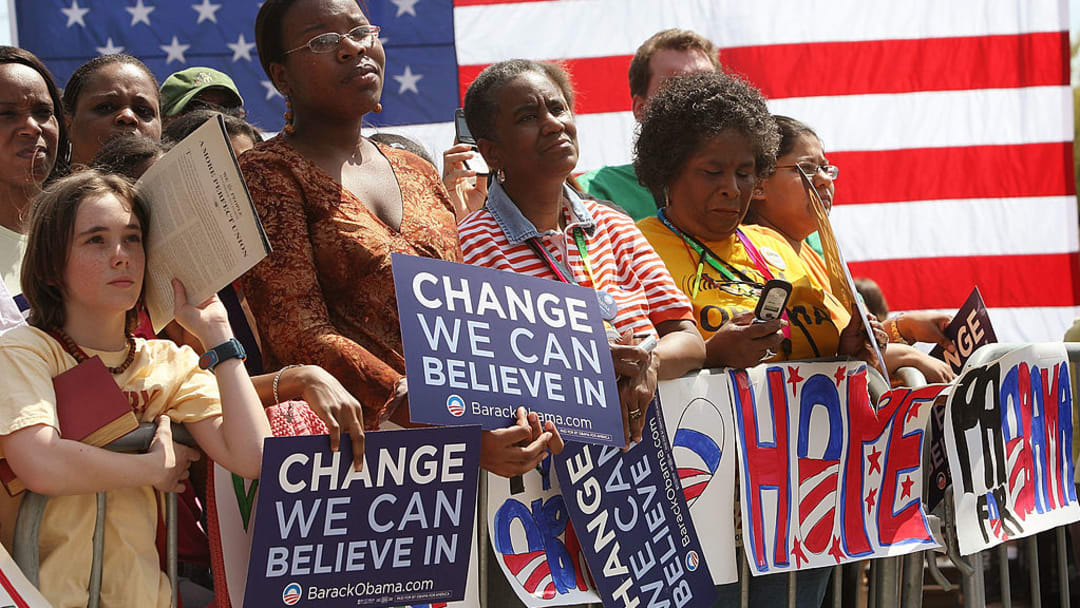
<box><xmin>239</xmin><ymin>1</ymin><xmax>563</xmax><ymax>475</ymax></box>
<box><xmin>237</xmin><ymin>0</ymin><xmax>460</xmax><ymax>433</ymax></box>
<box><xmin>746</xmin><ymin>116</ymin><xmax>956</xmax><ymax>382</ymax></box>
<box><xmin>636</xmin><ymin>72</ymin><xmax>885</xmax><ymax>374</ymax></box>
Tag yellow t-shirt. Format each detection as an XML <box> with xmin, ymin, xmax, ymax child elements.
<box><xmin>638</xmin><ymin>218</ymin><xmax>850</xmax><ymax>361</ymax></box>
<box><xmin>0</xmin><ymin>325</ymin><xmax>222</xmax><ymax>608</ymax></box>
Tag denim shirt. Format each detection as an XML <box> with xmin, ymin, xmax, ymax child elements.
<box><xmin>483</xmin><ymin>181</ymin><xmax>597</xmax><ymax>244</ymax></box>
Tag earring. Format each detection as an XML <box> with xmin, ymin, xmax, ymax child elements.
<box><xmin>283</xmin><ymin>99</ymin><xmax>295</xmax><ymax>135</ymax></box>
<box><xmin>496</xmin><ymin>168</ymin><xmax>506</xmax><ymax>184</ymax></box>
<box><xmin>373</xmin><ymin>102</ymin><xmax>383</xmax><ymax>113</ymax></box>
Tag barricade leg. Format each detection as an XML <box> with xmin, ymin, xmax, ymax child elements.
<box><xmin>787</xmin><ymin>571</ymin><xmax>796</xmax><ymax>608</ymax></box>
<box><xmin>740</xmin><ymin>546</ymin><xmax>749</xmax><ymax>608</ymax></box>
<box><xmin>960</xmin><ymin>551</ymin><xmax>985</xmax><ymax>608</ymax></box>
<box><xmin>997</xmin><ymin>544</ymin><xmax>1011</xmax><ymax>608</ymax></box>
<box><xmin>1027</xmin><ymin>537</ymin><xmax>1042</xmax><ymax>608</ymax></box>
<box><xmin>89</xmin><ymin>492</ymin><xmax>105</xmax><ymax>608</ymax></box>
<box><xmin>831</xmin><ymin>564</ymin><xmax>842</xmax><ymax>608</ymax></box>
<box><xmin>1056</xmin><ymin>527</ymin><xmax>1069</xmax><ymax>608</ymax></box>
<box><xmin>167</xmin><ymin>492</ymin><xmax>177</xmax><ymax>608</ymax></box>
<box><xmin>900</xmin><ymin>552</ymin><xmax>923</xmax><ymax>608</ymax></box>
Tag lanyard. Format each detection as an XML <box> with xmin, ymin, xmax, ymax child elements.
<box><xmin>526</xmin><ymin>230</ymin><xmax>619</xmax><ymax>329</ymax></box>
<box><xmin>656</xmin><ymin>209</ymin><xmax>791</xmax><ymax>337</ymax></box>
<box><xmin>527</xmin><ymin>227</ymin><xmax>598</xmax><ymax>287</ymax></box>
<box><xmin>657</xmin><ymin>209</ymin><xmax>759</xmax><ymax>290</ymax></box>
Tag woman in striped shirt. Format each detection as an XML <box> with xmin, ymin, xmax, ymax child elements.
<box><xmin>458</xmin><ymin>59</ymin><xmax>706</xmax><ymax>446</ymax></box>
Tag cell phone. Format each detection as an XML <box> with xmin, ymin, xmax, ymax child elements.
<box><xmin>454</xmin><ymin>108</ymin><xmax>489</xmax><ymax>175</ymax></box>
<box><xmin>754</xmin><ymin>279</ymin><xmax>792</xmax><ymax>322</ymax></box>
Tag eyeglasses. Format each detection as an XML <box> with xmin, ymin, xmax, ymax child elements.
<box><xmin>284</xmin><ymin>24</ymin><xmax>381</xmax><ymax>55</ymax></box>
<box><xmin>777</xmin><ymin>163</ymin><xmax>839</xmax><ymax>180</ymax></box>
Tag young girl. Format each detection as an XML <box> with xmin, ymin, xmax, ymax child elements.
<box><xmin>0</xmin><ymin>170</ymin><xmax>271</xmax><ymax>607</ymax></box>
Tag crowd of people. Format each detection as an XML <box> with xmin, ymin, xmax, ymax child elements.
<box><xmin>0</xmin><ymin>0</ymin><xmax>969</xmax><ymax>606</ymax></box>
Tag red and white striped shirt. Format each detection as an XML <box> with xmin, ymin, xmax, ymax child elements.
<box><xmin>458</xmin><ymin>183</ymin><xmax>693</xmax><ymax>338</ymax></box>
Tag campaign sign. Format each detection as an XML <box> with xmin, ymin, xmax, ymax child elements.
<box><xmin>486</xmin><ymin>461</ymin><xmax>599</xmax><ymax>607</ymax></box>
<box><xmin>945</xmin><ymin>343</ymin><xmax>1079</xmax><ymax>555</ymax></box>
<box><xmin>923</xmin><ymin>393</ymin><xmax>953</xmax><ymax>513</ymax></box>
<box><xmin>930</xmin><ymin>286</ymin><xmax>997</xmax><ymax>374</ymax></box>
<box><xmin>554</xmin><ymin>402</ymin><xmax>717</xmax><ymax>608</ymax></box>
<box><xmin>391</xmin><ymin>253</ymin><xmax>622</xmax><ymax>447</ymax></box>
<box><xmin>243</xmin><ymin>427</ymin><xmax>482</xmax><ymax>608</ymax></box>
<box><xmin>657</xmin><ymin>371</ymin><xmax>738</xmax><ymax>585</ymax></box>
<box><xmin>731</xmin><ymin>362</ymin><xmax>939</xmax><ymax>575</ymax></box>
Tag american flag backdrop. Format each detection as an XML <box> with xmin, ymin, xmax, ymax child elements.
<box><xmin>12</xmin><ymin>0</ymin><xmax>1080</xmax><ymax>344</ymax></box>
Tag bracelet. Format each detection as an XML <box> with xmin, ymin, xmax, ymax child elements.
<box><xmin>886</xmin><ymin>314</ymin><xmax>915</xmax><ymax>345</ymax></box>
<box><xmin>273</xmin><ymin>364</ymin><xmax>302</xmax><ymax>405</ymax></box>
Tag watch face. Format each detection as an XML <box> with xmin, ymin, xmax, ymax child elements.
<box><xmin>199</xmin><ymin>351</ymin><xmax>218</xmax><ymax>370</ymax></box>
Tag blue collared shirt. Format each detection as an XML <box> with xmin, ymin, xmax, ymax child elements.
<box><xmin>483</xmin><ymin>181</ymin><xmax>597</xmax><ymax>245</ymax></box>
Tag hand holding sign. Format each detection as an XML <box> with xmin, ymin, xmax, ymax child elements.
<box><xmin>481</xmin><ymin>407</ymin><xmax>563</xmax><ymax>477</ymax></box>
<box><xmin>611</xmin><ymin>331</ymin><xmax>659</xmax><ymax>446</ymax></box>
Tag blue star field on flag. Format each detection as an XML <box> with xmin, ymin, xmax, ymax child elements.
<box><xmin>14</xmin><ymin>0</ymin><xmax>459</xmax><ymax>132</ymax></box>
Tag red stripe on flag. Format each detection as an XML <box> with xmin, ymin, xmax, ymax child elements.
<box><xmin>848</xmin><ymin>253</ymin><xmax>1080</xmax><ymax>310</ymax></box>
<box><xmin>724</xmin><ymin>32</ymin><xmax>1068</xmax><ymax>100</ymax></box>
<box><xmin>831</xmin><ymin>142</ymin><xmax>1076</xmax><ymax>205</ymax></box>
<box><xmin>458</xmin><ymin>32</ymin><xmax>1068</xmax><ymax>112</ymax></box>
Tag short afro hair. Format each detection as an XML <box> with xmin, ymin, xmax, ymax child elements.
<box><xmin>463</xmin><ymin>59</ymin><xmax>574</xmax><ymax>143</ymax></box>
<box><xmin>634</xmin><ymin>71</ymin><xmax>779</xmax><ymax>200</ymax></box>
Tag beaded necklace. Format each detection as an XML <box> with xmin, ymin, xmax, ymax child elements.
<box><xmin>49</xmin><ymin>327</ymin><xmax>136</xmax><ymax>375</ymax></box>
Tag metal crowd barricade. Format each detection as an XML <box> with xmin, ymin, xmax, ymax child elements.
<box><xmin>12</xmin><ymin>422</ymin><xmax>196</xmax><ymax>608</ymax></box>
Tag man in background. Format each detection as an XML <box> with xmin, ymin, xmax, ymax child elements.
<box><xmin>578</xmin><ymin>28</ymin><xmax>721</xmax><ymax>220</ymax></box>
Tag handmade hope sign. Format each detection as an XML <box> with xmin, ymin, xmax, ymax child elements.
<box><xmin>657</xmin><ymin>371</ymin><xmax>738</xmax><ymax>585</ymax></box>
<box><xmin>554</xmin><ymin>404</ymin><xmax>717</xmax><ymax>608</ymax></box>
<box><xmin>392</xmin><ymin>253</ymin><xmax>622</xmax><ymax>446</ymax></box>
<box><xmin>945</xmin><ymin>343</ymin><xmax>1078</xmax><ymax>555</ymax></box>
<box><xmin>486</xmin><ymin>460</ymin><xmax>599</xmax><ymax>607</ymax></box>
<box><xmin>731</xmin><ymin>361</ymin><xmax>940</xmax><ymax>574</ymax></box>
<box><xmin>243</xmin><ymin>428</ymin><xmax>481</xmax><ymax>608</ymax></box>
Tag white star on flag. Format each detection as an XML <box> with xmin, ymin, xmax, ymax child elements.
<box><xmin>261</xmin><ymin>81</ymin><xmax>283</xmax><ymax>100</ymax></box>
<box><xmin>227</xmin><ymin>34</ymin><xmax>256</xmax><ymax>62</ymax></box>
<box><xmin>160</xmin><ymin>36</ymin><xmax>191</xmax><ymax>64</ymax></box>
<box><xmin>192</xmin><ymin>0</ymin><xmax>222</xmax><ymax>24</ymax></box>
<box><xmin>390</xmin><ymin>0</ymin><xmax>420</xmax><ymax>17</ymax></box>
<box><xmin>125</xmin><ymin>0</ymin><xmax>155</xmax><ymax>27</ymax></box>
<box><xmin>393</xmin><ymin>65</ymin><xmax>423</xmax><ymax>94</ymax></box>
<box><xmin>61</xmin><ymin>0</ymin><xmax>89</xmax><ymax>28</ymax></box>
<box><xmin>96</xmin><ymin>38</ymin><xmax>125</xmax><ymax>55</ymax></box>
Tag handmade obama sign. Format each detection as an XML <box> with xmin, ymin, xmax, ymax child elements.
<box><xmin>486</xmin><ymin>457</ymin><xmax>600</xmax><ymax>607</ymax></box>
<box><xmin>554</xmin><ymin>403</ymin><xmax>717</xmax><ymax>608</ymax></box>
<box><xmin>392</xmin><ymin>253</ymin><xmax>622</xmax><ymax>447</ymax></box>
<box><xmin>945</xmin><ymin>343</ymin><xmax>1079</xmax><ymax>555</ymax></box>
<box><xmin>731</xmin><ymin>362</ymin><xmax>939</xmax><ymax>574</ymax></box>
<box><xmin>243</xmin><ymin>427</ymin><xmax>481</xmax><ymax>608</ymax></box>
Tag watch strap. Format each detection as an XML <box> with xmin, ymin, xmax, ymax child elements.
<box><xmin>199</xmin><ymin>338</ymin><xmax>247</xmax><ymax>371</ymax></box>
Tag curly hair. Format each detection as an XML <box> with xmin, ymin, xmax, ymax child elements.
<box><xmin>633</xmin><ymin>71</ymin><xmax>779</xmax><ymax>200</ymax></box>
<box><xmin>162</xmin><ymin>109</ymin><xmax>262</xmax><ymax>148</ymax></box>
<box><xmin>463</xmin><ymin>59</ymin><xmax>574</xmax><ymax>142</ymax></box>
<box><xmin>90</xmin><ymin>134</ymin><xmax>168</xmax><ymax>180</ymax></box>
<box><xmin>63</xmin><ymin>54</ymin><xmax>159</xmax><ymax>117</ymax></box>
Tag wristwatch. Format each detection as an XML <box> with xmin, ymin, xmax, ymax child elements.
<box><xmin>199</xmin><ymin>338</ymin><xmax>247</xmax><ymax>371</ymax></box>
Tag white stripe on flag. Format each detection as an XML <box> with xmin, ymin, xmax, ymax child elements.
<box><xmin>454</xmin><ymin>0</ymin><xmax>1066</xmax><ymax>64</ymax></box>
<box><xmin>832</xmin><ymin>196</ymin><xmax>1080</xmax><ymax>261</ymax></box>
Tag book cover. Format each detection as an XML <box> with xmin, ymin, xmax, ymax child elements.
<box><xmin>53</xmin><ymin>356</ymin><xmax>140</xmax><ymax>446</ymax></box>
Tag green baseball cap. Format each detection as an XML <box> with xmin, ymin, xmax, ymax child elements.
<box><xmin>160</xmin><ymin>67</ymin><xmax>244</xmax><ymax>116</ymax></box>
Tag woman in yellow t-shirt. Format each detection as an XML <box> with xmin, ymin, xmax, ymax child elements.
<box><xmin>0</xmin><ymin>170</ymin><xmax>271</xmax><ymax>608</ymax></box>
<box><xmin>634</xmin><ymin>71</ymin><xmax>885</xmax><ymax>372</ymax></box>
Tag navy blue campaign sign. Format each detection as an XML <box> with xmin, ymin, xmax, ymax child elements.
<box><xmin>243</xmin><ymin>427</ymin><xmax>481</xmax><ymax>608</ymax></box>
<box><xmin>391</xmin><ymin>253</ymin><xmax>623</xmax><ymax>447</ymax></box>
<box><xmin>554</xmin><ymin>400</ymin><xmax>717</xmax><ymax>608</ymax></box>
